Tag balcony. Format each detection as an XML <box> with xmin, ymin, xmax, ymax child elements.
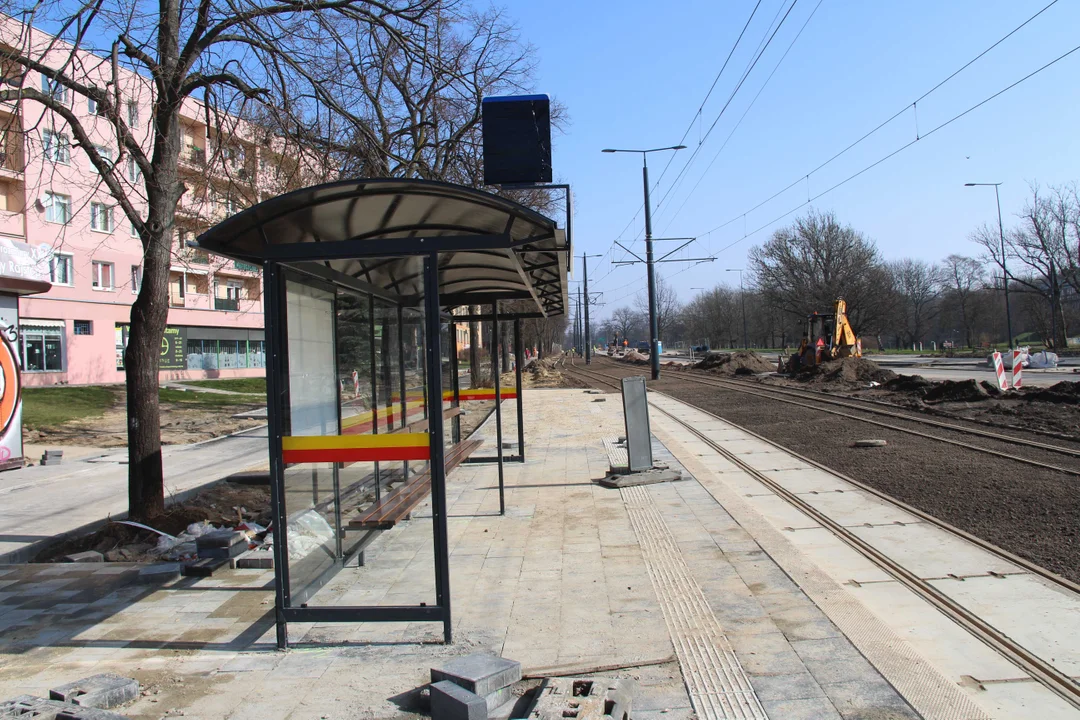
<box><xmin>214</xmin><ymin>296</ymin><xmax>239</xmax><ymax>312</ymax></box>
<box><xmin>181</xmin><ymin>146</ymin><xmax>206</xmax><ymax>167</ymax></box>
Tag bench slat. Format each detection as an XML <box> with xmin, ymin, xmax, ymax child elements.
<box><xmin>347</xmin><ymin>438</ymin><xmax>482</xmax><ymax>529</ymax></box>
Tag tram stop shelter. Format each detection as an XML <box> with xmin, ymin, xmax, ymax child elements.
<box><xmin>196</xmin><ymin>178</ymin><xmax>569</xmax><ymax>648</ymax></box>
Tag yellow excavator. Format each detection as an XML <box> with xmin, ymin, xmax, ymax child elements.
<box><xmin>784</xmin><ymin>297</ymin><xmax>861</xmax><ymax>372</ymax></box>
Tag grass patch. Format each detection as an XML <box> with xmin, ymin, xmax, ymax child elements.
<box><xmin>23</xmin><ymin>386</ymin><xmax>120</xmax><ymax>429</ymax></box>
<box><xmin>180</xmin><ymin>377</ymin><xmax>266</xmax><ymax>394</ymax></box>
<box><xmin>158</xmin><ymin>387</ymin><xmax>263</xmax><ymax>407</ymax></box>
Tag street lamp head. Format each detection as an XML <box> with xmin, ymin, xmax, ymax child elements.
<box><xmin>601</xmin><ymin>149</ymin><xmax>617</xmax><ymax>153</ymax></box>
<box><xmin>964</xmin><ymin>183</ymin><xmax>976</xmax><ymax>187</ymax></box>
<box><xmin>672</xmin><ymin>145</ymin><xmax>687</xmax><ymax>150</ymax></box>
<box><xmin>725</xmin><ymin>268</ymin><xmax>742</xmax><ymax>272</ymax></box>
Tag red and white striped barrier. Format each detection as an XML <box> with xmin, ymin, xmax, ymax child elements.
<box><xmin>992</xmin><ymin>351</ymin><xmax>1009</xmax><ymax>391</ymax></box>
<box><xmin>1011</xmin><ymin>349</ymin><xmax>1023</xmax><ymax>389</ymax></box>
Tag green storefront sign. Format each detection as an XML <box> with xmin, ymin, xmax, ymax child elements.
<box><xmin>116</xmin><ymin>324</ymin><xmax>188</xmax><ymax>370</ymax></box>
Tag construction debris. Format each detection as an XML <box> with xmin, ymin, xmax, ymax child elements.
<box><xmin>695</xmin><ymin>350</ymin><xmax>776</xmax><ymax>375</ymax></box>
<box><xmin>430</xmin><ymin>654</ymin><xmax>522</xmax><ymax>715</ymax></box>
<box><xmin>522</xmin><ymin>677</ymin><xmax>635</xmax><ymax>720</ymax></box>
<box><xmin>49</xmin><ymin>674</ymin><xmax>139</xmax><ymax>709</ymax></box>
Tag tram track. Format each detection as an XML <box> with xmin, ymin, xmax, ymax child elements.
<box><xmin>568</xmin><ymin>359</ymin><xmax>1080</xmax><ymax>476</ymax></box>
<box><xmin>561</xmin><ymin>360</ymin><xmax>1080</xmax><ymax>710</ymax></box>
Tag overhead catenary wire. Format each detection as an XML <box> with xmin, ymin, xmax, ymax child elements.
<box><xmin>697</xmin><ymin>0</ymin><xmax>1063</xmax><ymax>240</ymax></box>
<box><xmin>702</xmin><ymin>39</ymin><xmax>1080</xmax><ymax>260</ymax></box>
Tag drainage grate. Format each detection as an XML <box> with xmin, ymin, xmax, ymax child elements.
<box><xmin>621</xmin><ymin>484</ymin><xmax>768</xmax><ymax>720</ymax></box>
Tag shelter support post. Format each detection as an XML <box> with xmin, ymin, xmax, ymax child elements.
<box><xmin>263</xmin><ymin>262</ymin><xmax>291</xmax><ymax>650</ymax></box>
<box><xmin>493</xmin><ymin>303</ymin><xmax>505</xmax><ymax>515</ymax></box>
<box><xmin>514</xmin><ymin>319</ymin><xmax>524</xmax><ymax>462</ymax></box>
<box><xmin>424</xmin><ymin>253</ymin><xmax>453</xmax><ymax>644</ymax></box>
<box><xmin>451</xmin><ymin>314</ymin><xmax>461</xmax><ymax>444</ymax></box>
<box><xmin>398</xmin><ymin>305</ymin><xmax>408</xmax><ymax>479</ymax></box>
<box><xmin>369</xmin><ymin>295</ymin><xmax>381</xmax><ymax>502</ymax></box>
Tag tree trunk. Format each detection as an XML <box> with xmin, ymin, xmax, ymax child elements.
<box><xmin>468</xmin><ymin>305</ymin><xmax>480</xmax><ymax>388</ymax></box>
<box><xmin>125</xmin><ymin>225</ymin><xmax>171</xmax><ymax>521</ymax></box>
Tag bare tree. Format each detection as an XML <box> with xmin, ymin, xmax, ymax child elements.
<box><xmin>0</xmin><ymin>0</ymin><xmax>551</xmax><ymax>520</ymax></box>
<box><xmin>941</xmin><ymin>255</ymin><xmax>986</xmax><ymax>348</ymax></box>
<box><xmin>749</xmin><ymin>210</ymin><xmax>894</xmax><ymax>335</ymax></box>
<box><xmin>609</xmin><ymin>307</ymin><xmax>639</xmax><ymax>345</ymax></box>
<box><xmin>888</xmin><ymin>259</ymin><xmax>943</xmax><ymax>347</ymax></box>
<box><xmin>973</xmin><ymin>183</ymin><xmax>1073</xmax><ymax>348</ymax></box>
<box><xmin>634</xmin><ymin>275</ymin><xmax>681</xmax><ymax>343</ymax></box>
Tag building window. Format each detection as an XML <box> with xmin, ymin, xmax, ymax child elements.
<box><xmin>41</xmin><ymin>74</ymin><xmax>67</xmax><ymax>102</ymax></box>
<box><xmin>126</xmin><ymin>156</ymin><xmax>142</xmax><ymax>183</ymax></box>
<box><xmin>92</xmin><ymin>260</ymin><xmax>114</xmax><ymax>290</ymax></box>
<box><xmin>130</xmin><ymin>222</ymin><xmax>139</xmax><ymax>238</ymax></box>
<box><xmin>127</xmin><ymin>100</ymin><xmax>139</xmax><ymax>126</ymax></box>
<box><xmin>74</xmin><ymin>320</ymin><xmax>92</xmax><ymax>335</ymax></box>
<box><xmin>44</xmin><ymin>192</ymin><xmax>72</xmax><ymax>224</ymax></box>
<box><xmin>50</xmin><ymin>253</ymin><xmax>74</xmax><ymax>285</ymax></box>
<box><xmin>43</xmin><ymin>131</ymin><xmax>70</xmax><ymax>164</ymax></box>
<box><xmin>21</xmin><ymin>325</ymin><xmax>64</xmax><ymax>372</ymax></box>
<box><xmin>90</xmin><ymin>202</ymin><xmax>113</xmax><ymax>233</ymax></box>
<box><xmin>131</xmin><ymin>265</ymin><xmax>141</xmax><ymax>294</ymax></box>
<box><xmin>91</xmin><ymin>146</ymin><xmax>114</xmax><ymax>174</ymax></box>
<box><xmin>87</xmin><ymin>90</ymin><xmax>105</xmax><ymax>116</ymax></box>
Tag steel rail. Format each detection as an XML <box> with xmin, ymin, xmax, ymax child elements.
<box><xmin>647</xmin><ymin>398</ymin><xmax>1080</xmax><ymax>711</ymax></box>
<box><xmin>681</xmin><ymin>369</ymin><xmax>1080</xmax><ymax>458</ymax></box>
<box><xmin>562</xmin><ymin>362</ymin><xmax>1080</xmax><ymax>596</ymax></box>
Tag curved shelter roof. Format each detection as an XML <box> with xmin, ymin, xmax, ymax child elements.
<box><xmin>195</xmin><ymin>178</ymin><xmax>569</xmax><ymax>316</ymax></box>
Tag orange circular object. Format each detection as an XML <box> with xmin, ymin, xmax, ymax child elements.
<box><xmin>0</xmin><ymin>335</ymin><xmax>20</xmax><ymax>438</ymax></box>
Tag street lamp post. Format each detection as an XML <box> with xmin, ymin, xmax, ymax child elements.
<box><xmin>726</xmin><ymin>269</ymin><xmax>748</xmax><ymax>350</ymax></box>
<box><xmin>603</xmin><ymin>145</ymin><xmax>686</xmax><ymax>379</ymax></box>
<box><xmin>965</xmin><ymin>182</ymin><xmax>1013</xmax><ymax>349</ymax></box>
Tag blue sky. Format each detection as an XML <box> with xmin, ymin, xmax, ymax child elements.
<box><xmin>505</xmin><ymin>0</ymin><xmax>1080</xmax><ymax>315</ymax></box>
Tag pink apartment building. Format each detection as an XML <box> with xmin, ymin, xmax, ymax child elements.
<box><xmin>0</xmin><ymin>17</ymin><xmax>295</xmax><ymax>386</ymax></box>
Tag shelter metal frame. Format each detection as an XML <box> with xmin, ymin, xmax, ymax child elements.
<box><xmin>197</xmin><ymin>179</ymin><xmax>569</xmax><ymax>648</ymax></box>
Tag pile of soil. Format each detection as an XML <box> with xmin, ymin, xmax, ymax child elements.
<box><xmin>620</xmin><ymin>350</ymin><xmax>650</xmax><ymax>365</ymax></box>
<box><xmin>884</xmin><ymin>375</ymin><xmax>933</xmax><ymax>393</ymax></box>
<box><xmin>695</xmin><ymin>351</ymin><xmax>776</xmax><ymax>376</ymax></box>
<box><xmin>34</xmin><ymin>481</ymin><xmax>271</xmax><ymax>563</ymax></box>
<box><xmin>798</xmin><ymin>357</ymin><xmax>897</xmax><ymax>386</ymax></box>
<box><xmin>922</xmin><ymin>379</ymin><xmax>989</xmax><ymax>403</ymax></box>
<box><xmin>1024</xmin><ymin>380</ymin><xmax>1080</xmax><ymax>405</ymax></box>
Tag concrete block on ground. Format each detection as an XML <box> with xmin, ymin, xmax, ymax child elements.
<box><xmin>232</xmin><ymin>549</ymin><xmax>273</xmax><ymax>569</ymax></box>
<box><xmin>49</xmin><ymin>673</ymin><xmax>139</xmax><ymax>708</ymax></box>
<box><xmin>195</xmin><ymin>530</ymin><xmax>246</xmax><ymax>549</ymax></box>
<box><xmin>597</xmin><ymin>467</ymin><xmax>681</xmax><ymax>488</ymax></box>
<box><xmin>0</xmin><ymin>695</ymin><xmax>130</xmax><ymax>720</ymax></box>
<box><xmin>197</xmin><ymin>541</ymin><xmax>247</xmax><ymax>560</ymax></box>
<box><xmin>480</xmin><ymin>685</ymin><xmax>512</xmax><ymax>712</ymax></box>
<box><xmin>63</xmin><ymin>551</ymin><xmax>103</xmax><ymax>564</ymax></box>
<box><xmin>431</xmin><ymin>654</ymin><xmax>521</xmax><ymax>698</ymax></box>
<box><xmin>182</xmin><ymin>558</ymin><xmax>229</xmax><ymax>577</ymax></box>
<box><xmin>429</xmin><ymin>681</ymin><xmax>486</xmax><ymax>720</ymax></box>
<box><xmin>136</xmin><ymin>563</ymin><xmax>181</xmax><ymax>584</ymax></box>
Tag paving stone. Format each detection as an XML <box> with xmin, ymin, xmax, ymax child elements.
<box><xmin>49</xmin><ymin>672</ymin><xmax>139</xmax><ymax>708</ymax></box>
<box><xmin>747</xmin><ymin>671</ymin><xmax>826</xmax><ymax>702</ymax></box>
<box><xmin>429</xmin><ymin>680</ymin><xmax>486</xmax><ymax>720</ymax></box>
<box><xmin>63</xmin><ymin>551</ymin><xmax>103</xmax><ymax>564</ymax></box>
<box><xmin>182</xmin><ymin>558</ymin><xmax>229</xmax><ymax>577</ymax></box>
<box><xmin>758</xmin><ymin>695</ymin><xmax>844</xmax><ymax>720</ymax></box>
<box><xmin>232</xmin><ymin>550</ymin><xmax>274</xmax><ymax>569</ymax></box>
<box><xmin>791</xmin><ymin>637</ymin><xmax>878</xmax><ymax>686</ymax></box>
<box><xmin>136</xmin><ymin>563</ymin><xmax>181</xmax><ymax>584</ymax></box>
<box><xmin>430</xmin><ymin>654</ymin><xmax>521</xmax><ymax>697</ymax></box>
<box><xmin>0</xmin><ymin>695</ymin><xmax>130</xmax><ymax>720</ymax></box>
<box><xmin>197</xmin><ymin>542</ymin><xmax>247</xmax><ymax>560</ymax></box>
<box><xmin>820</xmin><ymin>678</ymin><xmax>921</xmax><ymax>720</ymax></box>
<box><xmin>196</xmin><ymin>530</ymin><xmax>246</xmax><ymax>549</ymax></box>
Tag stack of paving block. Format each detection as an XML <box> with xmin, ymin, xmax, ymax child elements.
<box><xmin>429</xmin><ymin>654</ymin><xmax>521</xmax><ymax>720</ymax></box>
<box><xmin>0</xmin><ymin>673</ymin><xmax>139</xmax><ymax>719</ymax></box>
<box><xmin>40</xmin><ymin>449</ymin><xmax>63</xmax><ymax>466</ymax></box>
<box><xmin>184</xmin><ymin>529</ymin><xmax>247</xmax><ymax>576</ymax></box>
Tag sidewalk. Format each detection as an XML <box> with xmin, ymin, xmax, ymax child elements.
<box><xmin>0</xmin><ymin>389</ymin><xmax>933</xmax><ymax>720</ymax></box>
<box><xmin>0</xmin><ymin>427</ymin><xmax>268</xmax><ymax>563</ymax></box>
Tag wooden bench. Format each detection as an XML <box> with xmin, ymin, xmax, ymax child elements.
<box><xmin>347</xmin><ymin>437</ymin><xmax>482</xmax><ymax>530</ymax></box>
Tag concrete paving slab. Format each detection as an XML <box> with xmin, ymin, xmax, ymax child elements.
<box><xmin>850</xmin><ymin>522</ymin><xmax>1025</xmax><ymax>578</ymax></box>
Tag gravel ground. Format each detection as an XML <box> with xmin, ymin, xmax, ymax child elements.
<box><xmin>568</xmin><ymin>357</ymin><xmax>1080</xmax><ymax>585</ymax></box>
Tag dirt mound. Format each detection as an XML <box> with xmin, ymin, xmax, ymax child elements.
<box><xmin>884</xmin><ymin>375</ymin><xmax>932</xmax><ymax>393</ymax></box>
<box><xmin>694</xmin><ymin>351</ymin><xmax>776</xmax><ymax>375</ymax></box>
<box><xmin>619</xmin><ymin>350</ymin><xmax>650</xmax><ymax>365</ymax></box>
<box><xmin>1024</xmin><ymin>380</ymin><xmax>1080</xmax><ymax>405</ymax></box>
<box><xmin>979</xmin><ymin>380</ymin><xmax>1003</xmax><ymax>397</ymax></box>
<box><xmin>922</xmin><ymin>379</ymin><xmax>989</xmax><ymax>403</ymax></box>
<box><xmin>798</xmin><ymin>357</ymin><xmax>897</xmax><ymax>386</ymax></box>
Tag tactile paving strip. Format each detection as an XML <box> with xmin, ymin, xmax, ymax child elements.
<box><xmin>603</xmin><ymin>435</ymin><xmax>629</xmax><ymax>474</ymax></box>
<box><xmin>649</xmin><ymin>397</ymin><xmax>993</xmax><ymax>720</ymax></box>
<box><xmin>621</xmin><ymin>483</ymin><xmax>768</xmax><ymax>720</ymax></box>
